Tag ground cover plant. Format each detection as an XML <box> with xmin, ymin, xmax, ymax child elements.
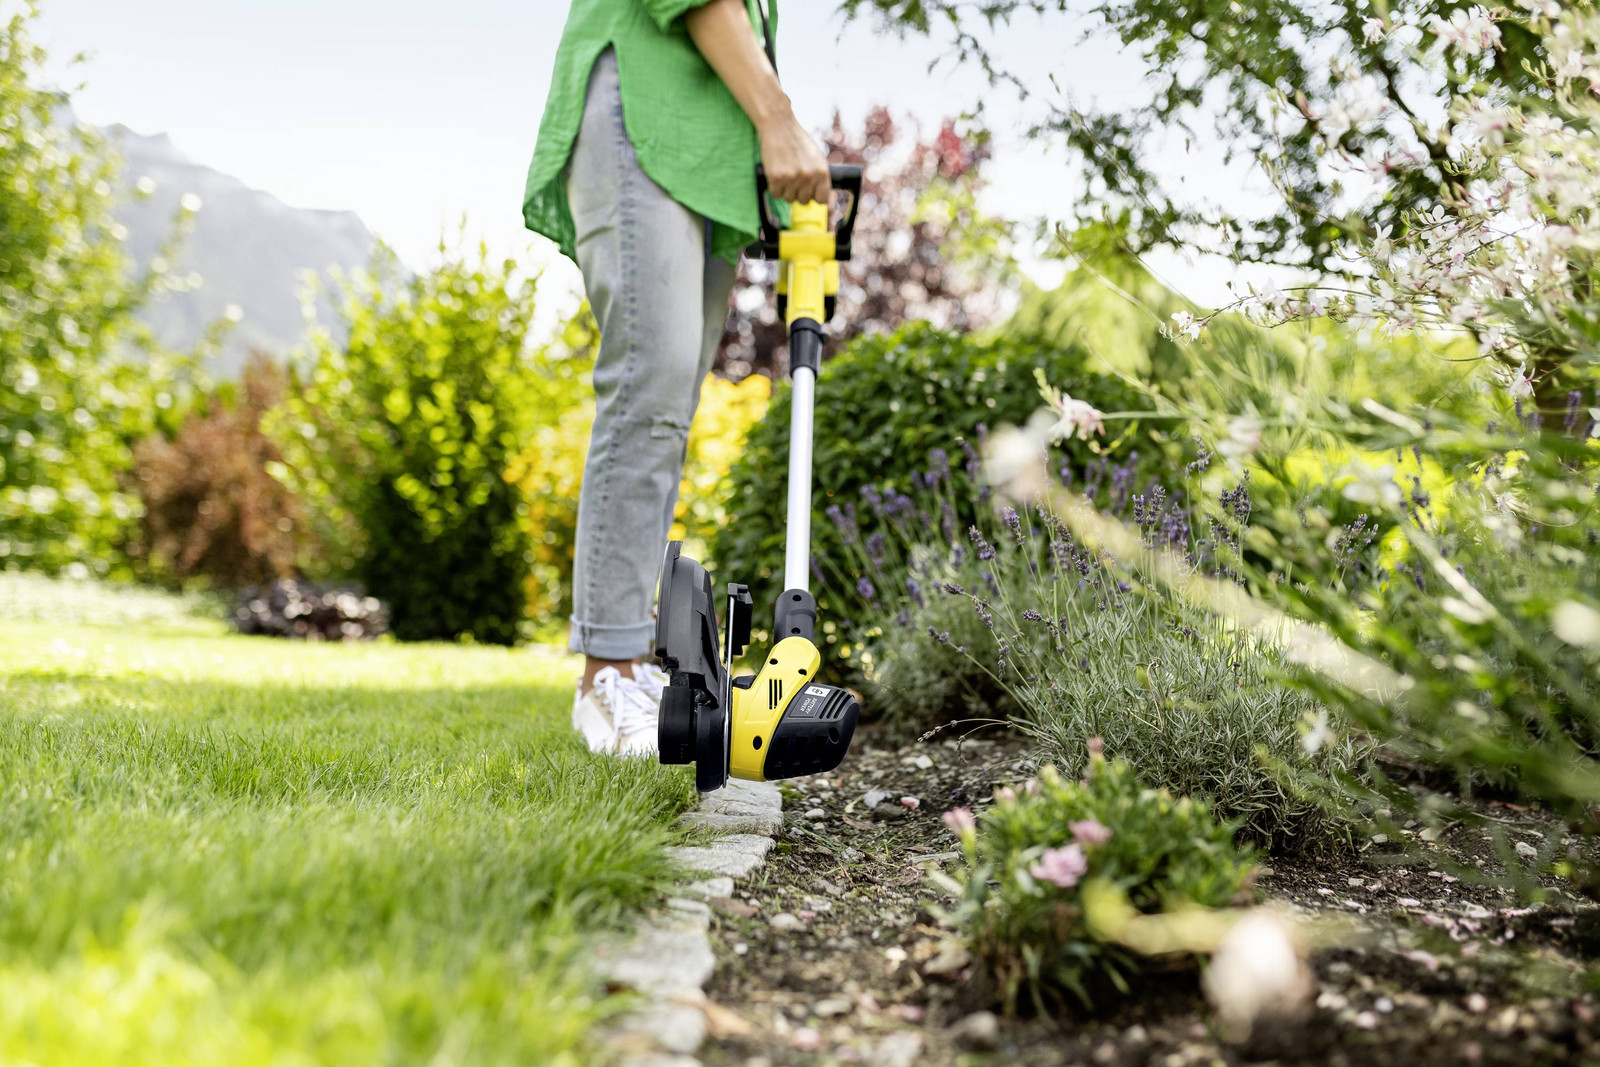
<box><xmin>0</xmin><ymin>575</ymin><xmax>695</xmax><ymax>1065</ymax></box>
<box><xmin>935</xmin><ymin>750</ymin><xmax>1255</xmax><ymax>1014</ymax></box>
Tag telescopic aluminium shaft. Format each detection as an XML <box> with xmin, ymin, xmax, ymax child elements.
<box><xmin>783</xmin><ymin>332</ymin><xmax>820</xmax><ymax>593</ymax></box>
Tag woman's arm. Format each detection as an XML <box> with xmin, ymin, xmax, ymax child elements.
<box><xmin>684</xmin><ymin>0</ymin><xmax>831</xmax><ymax>205</ymax></box>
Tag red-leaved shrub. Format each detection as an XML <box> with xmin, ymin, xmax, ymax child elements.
<box><xmin>130</xmin><ymin>354</ymin><xmax>312</xmax><ymax>588</ymax></box>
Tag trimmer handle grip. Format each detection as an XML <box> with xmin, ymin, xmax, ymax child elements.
<box><xmin>753</xmin><ymin>163</ymin><xmax>862</xmax><ymax>261</ymax></box>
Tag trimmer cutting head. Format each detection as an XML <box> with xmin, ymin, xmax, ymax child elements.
<box><xmin>655</xmin><ymin>541</ymin><xmax>857</xmax><ymax>792</ymax></box>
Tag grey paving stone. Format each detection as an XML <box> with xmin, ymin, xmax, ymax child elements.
<box><xmin>678</xmin><ymin>876</ymin><xmax>734</xmax><ymax>900</ymax></box>
<box><xmin>608</xmin><ymin>768</ymin><xmax>783</xmax><ymax>1066</ymax></box>
<box><xmin>678</xmin><ymin>809</ymin><xmax>783</xmax><ymax>835</ymax></box>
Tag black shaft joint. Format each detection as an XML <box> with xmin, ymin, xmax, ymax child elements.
<box><xmin>773</xmin><ymin>588</ymin><xmax>817</xmax><ymax>642</ymax></box>
<box><xmin>788</xmin><ymin>318</ymin><xmax>824</xmax><ymax>376</ymax></box>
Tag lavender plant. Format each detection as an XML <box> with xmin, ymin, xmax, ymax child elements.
<box><xmin>819</xmin><ymin>442</ymin><xmax>1362</xmax><ymax>849</ymax></box>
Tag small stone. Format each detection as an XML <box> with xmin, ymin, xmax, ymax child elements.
<box><xmin>883</xmin><ymin>946</ymin><xmax>908</xmax><ymax>964</ymax></box>
<box><xmin>792</xmin><ymin>1026</ymin><xmax>823</xmax><ymax>1051</ymax></box>
<box><xmin>862</xmin><ymin>789</ymin><xmax>895</xmax><ymax>808</ymax></box>
<box><xmin>1515</xmin><ymin>841</ymin><xmax>1538</xmax><ymax>859</ymax></box>
<box><xmin>1092</xmin><ymin>1041</ymin><xmax>1118</xmax><ymax>1064</ymax></box>
<box><xmin>1124</xmin><ymin>1024</ymin><xmax>1149</xmax><ymax>1045</ymax></box>
<box><xmin>1397</xmin><ymin>897</ymin><xmax>1421</xmax><ymax>908</ymax></box>
<box><xmin>900</xmin><ymin>796</ymin><xmax>920</xmax><ymax>809</ymax></box>
<box><xmin>1371</xmin><ymin>833</ymin><xmax>1389</xmax><ymax>844</ymax></box>
<box><xmin>1316</xmin><ymin>887</ymin><xmax>1334</xmax><ymax>896</ymax></box>
<box><xmin>921</xmin><ymin>939</ymin><xmax>971</xmax><ymax>977</ymax></box>
<box><xmin>840</xmin><ymin>847</ymin><xmax>865</xmax><ymax>863</ymax></box>
<box><xmin>1347</xmin><ymin>877</ymin><xmax>1364</xmax><ymax>887</ymax></box>
<box><xmin>818</xmin><ymin>879</ymin><xmax>847</xmax><ymax>898</ymax></box>
<box><xmin>1467</xmin><ymin>993</ymin><xmax>1489</xmax><ymax>1014</ymax></box>
<box><xmin>734</xmin><ymin>942</ymin><xmax>748</xmax><ymax>955</ymax></box>
<box><xmin>805</xmin><ymin>808</ymin><xmax>827</xmax><ymax>820</ymax></box>
<box><xmin>814</xmin><ymin>997</ymin><xmax>852</xmax><ymax>1018</ymax></box>
<box><xmin>710</xmin><ymin>897</ymin><xmax>758</xmax><ymax>919</ymax></box>
<box><xmin>911</xmin><ymin>754</ymin><xmax>934</xmax><ymax>769</ymax></box>
<box><xmin>797</xmin><ymin>909</ymin><xmax>816</xmax><ymax>921</ymax></box>
<box><xmin>949</xmin><ymin>1010</ymin><xmax>1000</xmax><ymax>1052</ymax></box>
<box><xmin>870</xmin><ymin>1031</ymin><xmax>924</xmax><ymax>1067</ymax></box>
<box><xmin>770</xmin><ymin>913</ymin><xmax>804</xmax><ymax>932</ymax></box>
<box><xmin>1352</xmin><ymin>1010</ymin><xmax>1379</xmax><ymax>1030</ymax></box>
<box><xmin>1375</xmin><ymin>997</ymin><xmax>1394</xmax><ymax>1013</ymax></box>
<box><xmin>894</xmin><ymin>1004</ymin><xmax>925</xmax><ymax>1023</ymax></box>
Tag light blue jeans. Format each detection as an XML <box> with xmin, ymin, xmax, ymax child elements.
<box><xmin>566</xmin><ymin>49</ymin><xmax>738</xmax><ymax>660</ymax></box>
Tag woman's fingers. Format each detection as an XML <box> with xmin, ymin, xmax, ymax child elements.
<box><xmin>761</xmin><ymin>119</ymin><xmax>832</xmax><ymax>205</ymax></box>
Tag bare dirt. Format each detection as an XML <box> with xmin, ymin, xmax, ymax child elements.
<box><xmin>696</xmin><ymin>725</ymin><xmax>1600</xmax><ymax>1067</ymax></box>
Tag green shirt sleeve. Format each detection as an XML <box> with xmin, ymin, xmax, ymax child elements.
<box><xmin>523</xmin><ymin>0</ymin><xmax>776</xmax><ymax>266</ymax></box>
<box><xmin>639</xmin><ymin>0</ymin><xmax>709</xmax><ymax>33</ymax></box>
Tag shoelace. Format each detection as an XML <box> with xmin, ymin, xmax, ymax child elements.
<box><xmin>596</xmin><ymin>668</ymin><xmax>657</xmax><ymax>742</ymax></box>
<box><xmin>634</xmin><ymin>662</ymin><xmax>668</xmax><ymax>700</ymax></box>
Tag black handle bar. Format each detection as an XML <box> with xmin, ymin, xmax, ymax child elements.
<box><xmin>752</xmin><ymin>163</ymin><xmax>863</xmax><ymax>262</ymax></box>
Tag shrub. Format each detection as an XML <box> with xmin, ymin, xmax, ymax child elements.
<box><xmin>129</xmin><ymin>355</ymin><xmax>313</xmax><ymax>588</ymax></box>
<box><xmin>712</xmin><ymin>322</ymin><xmax>1155</xmax><ymax>625</ymax></box>
<box><xmin>1106</xmin><ymin>7</ymin><xmax>1600</xmax><ymax>900</ymax></box>
<box><xmin>823</xmin><ymin>444</ymin><xmax>1360</xmax><ymax>848</ymax></box>
<box><xmin>267</xmin><ymin>245</ymin><xmax>540</xmax><ymax>645</ymax></box>
<box><xmin>935</xmin><ymin>752</ymin><xmax>1255</xmax><ymax>1013</ymax></box>
<box><xmin>231</xmin><ymin>579</ymin><xmax>389</xmax><ymax>641</ymax></box>
<box><xmin>0</xmin><ymin>8</ymin><xmax>195</xmax><ymax>576</ymax></box>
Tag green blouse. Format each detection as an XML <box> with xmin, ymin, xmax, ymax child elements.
<box><xmin>523</xmin><ymin>0</ymin><xmax>775</xmax><ymax>265</ymax></box>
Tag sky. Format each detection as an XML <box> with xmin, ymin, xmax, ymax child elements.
<box><xmin>35</xmin><ymin>0</ymin><xmax>1266</xmax><ymax>310</ymax></box>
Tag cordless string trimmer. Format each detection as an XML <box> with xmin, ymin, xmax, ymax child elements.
<box><xmin>654</xmin><ymin>165</ymin><xmax>863</xmax><ymax>792</ymax></box>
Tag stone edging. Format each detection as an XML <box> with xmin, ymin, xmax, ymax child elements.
<box><xmin>599</xmin><ymin>777</ymin><xmax>784</xmax><ymax>1066</ymax></box>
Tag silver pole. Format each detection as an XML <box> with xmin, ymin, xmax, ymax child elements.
<box><xmin>783</xmin><ymin>365</ymin><xmax>816</xmax><ymax>592</ymax></box>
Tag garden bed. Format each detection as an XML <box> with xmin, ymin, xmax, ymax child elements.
<box><xmin>700</xmin><ymin>725</ymin><xmax>1600</xmax><ymax>1066</ymax></box>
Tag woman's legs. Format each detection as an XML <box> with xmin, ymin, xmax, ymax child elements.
<box><xmin>566</xmin><ymin>49</ymin><xmax>737</xmax><ymax>689</ymax></box>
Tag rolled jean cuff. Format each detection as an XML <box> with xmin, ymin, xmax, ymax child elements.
<box><xmin>569</xmin><ymin>617</ymin><xmax>655</xmax><ymax>660</ymax></box>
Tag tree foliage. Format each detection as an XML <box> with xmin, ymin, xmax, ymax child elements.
<box><xmin>0</xmin><ymin>4</ymin><xmax>192</xmax><ymax>575</ymax></box>
<box><xmin>839</xmin><ymin>0</ymin><xmax>1554</xmax><ymax>271</ymax></box>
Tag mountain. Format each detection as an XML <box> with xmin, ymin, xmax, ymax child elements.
<box><xmin>108</xmin><ymin>125</ymin><xmax>378</xmax><ymax>376</ymax></box>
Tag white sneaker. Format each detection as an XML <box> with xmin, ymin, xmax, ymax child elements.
<box><xmin>573</xmin><ymin>665</ymin><xmax>660</xmax><ymax>758</ymax></box>
<box><xmin>635</xmin><ymin>661</ymin><xmax>669</xmax><ymax>701</ymax></box>
<box><xmin>572</xmin><ymin>674</ymin><xmax>618</xmax><ymax>754</ymax></box>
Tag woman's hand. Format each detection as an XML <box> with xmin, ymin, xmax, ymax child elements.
<box><xmin>758</xmin><ymin>114</ymin><xmax>831</xmax><ymax>206</ymax></box>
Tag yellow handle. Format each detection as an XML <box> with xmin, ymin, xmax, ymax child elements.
<box><xmin>775</xmin><ymin>201</ymin><xmax>840</xmax><ymax>327</ymax></box>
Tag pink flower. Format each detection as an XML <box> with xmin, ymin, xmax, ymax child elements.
<box><xmin>993</xmin><ymin>786</ymin><xmax>1018</xmax><ymax>803</ymax></box>
<box><xmin>1070</xmin><ymin>819</ymin><xmax>1112</xmax><ymax>846</ymax></box>
<box><xmin>942</xmin><ymin>807</ymin><xmax>976</xmax><ymax>836</ymax></box>
<box><xmin>1086</xmin><ymin>737</ymin><xmax>1105</xmax><ymax>759</ymax></box>
<box><xmin>1029</xmin><ymin>844</ymin><xmax>1089</xmax><ymax>889</ymax></box>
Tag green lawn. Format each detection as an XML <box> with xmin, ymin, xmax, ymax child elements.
<box><xmin>0</xmin><ymin>594</ymin><xmax>695</xmax><ymax>1065</ymax></box>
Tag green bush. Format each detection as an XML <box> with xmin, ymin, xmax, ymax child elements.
<box><xmin>711</xmin><ymin>322</ymin><xmax>1156</xmax><ymax>625</ymax></box>
<box><xmin>268</xmin><ymin>246</ymin><xmax>541</xmax><ymax>645</ymax></box>
<box><xmin>935</xmin><ymin>753</ymin><xmax>1254</xmax><ymax>1013</ymax></box>
<box><xmin>0</xmin><ymin>7</ymin><xmax>194</xmax><ymax>575</ymax></box>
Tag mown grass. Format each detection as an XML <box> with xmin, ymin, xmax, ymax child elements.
<box><xmin>0</xmin><ymin>591</ymin><xmax>696</xmax><ymax>1066</ymax></box>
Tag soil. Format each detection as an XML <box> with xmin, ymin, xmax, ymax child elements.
<box><xmin>696</xmin><ymin>724</ymin><xmax>1600</xmax><ymax>1067</ymax></box>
